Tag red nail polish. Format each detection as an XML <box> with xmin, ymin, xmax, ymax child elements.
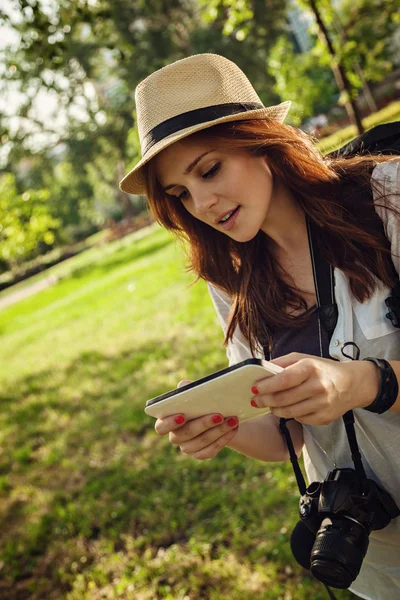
<box><xmin>250</xmin><ymin>399</ymin><xmax>258</xmax><ymax>408</ymax></box>
<box><xmin>251</xmin><ymin>386</ymin><xmax>259</xmax><ymax>395</ymax></box>
<box><xmin>175</xmin><ymin>415</ymin><xmax>185</xmax><ymax>424</ymax></box>
<box><xmin>227</xmin><ymin>417</ymin><xmax>238</xmax><ymax>427</ymax></box>
<box><xmin>212</xmin><ymin>415</ymin><xmax>223</xmax><ymax>424</ymax></box>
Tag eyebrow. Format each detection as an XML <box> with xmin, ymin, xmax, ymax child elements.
<box><xmin>163</xmin><ymin>151</ymin><xmax>211</xmax><ymax>192</ymax></box>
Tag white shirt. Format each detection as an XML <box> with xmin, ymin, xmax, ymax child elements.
<box><xmin>207</xmin><ymin>159</ymin><xmax>400</xmax><ymax>600</ymax></box>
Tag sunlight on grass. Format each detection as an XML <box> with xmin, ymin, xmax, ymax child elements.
<box><xmin>0</xmin><ymin>215</ymin><xmax>353</xmax><ymax>599</ymax></box>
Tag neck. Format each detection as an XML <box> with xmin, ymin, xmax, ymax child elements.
<box><xmin>261</xmin><ymin>180</ymin><xmax>308</xmax><ymax>256</ymax></box>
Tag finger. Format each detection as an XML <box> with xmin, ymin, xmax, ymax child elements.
<box><xmin>177</xmin><ymin>417</ymin><xmax>239</xmax><ymax>453</ymax></box>
<box><xmin>170</xmin><ymin>415</ymin><xmax>238</xmax><ymax>445</ymax></box>
<box><xmin>269</xmin><ymin>353</ymin><xmax>309</xmax><ymax>368</ymax></box>
<box><xmin>255</xmin><ymin>360</ymin><xmax>311</xmax><ymax>396</ymax></box>
<box><xmin>177</xmin><ymin>380</ymin><xmax>192</xmax><ymax>388</ymax></box>
<box><xmin>183</xmin><ymin>427</ymin><xmax>239</xmax><ymax>460</ymax></box>
<box><xmin>271</xmin><ymin>397</ymin><xmax>323</xmax><ymax>420</ymax></box>
<box><xmin>155</xmin><ymin>414</ymin><xmax>187</xmax><ymax>436</ymax></box>
<box><xmin>255</xmin><ymin>379</ymin><xmax>321</xmax><ymax>409</ymax></box>
<box><xmin>154</xmin><ymin>380</ymin><xmax>193</xmax><ymax>435</ymax></box>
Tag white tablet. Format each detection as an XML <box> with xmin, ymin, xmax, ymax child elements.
<box><xmin>144</xmin><ymin>358</ymin><xmax>283</xmax><ymax>423</ymax></box>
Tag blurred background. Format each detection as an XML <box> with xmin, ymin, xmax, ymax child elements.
<box><xmin>0</xmin><ymin>1</ymin><xmax>399</xmax><ymax>599</ymax></box>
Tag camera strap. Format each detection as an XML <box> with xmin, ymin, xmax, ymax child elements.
<box><xmin>277</xmin><ymin>215</ymin><xmax>368</xmax><ymax>493</ymax></box>
<box><xmin>270</xmin><ymin>208</ymin><xmax>400</xmax><ymax>597</ymax></box>
<box><xmin>306</xmin><ymin>215</ymin><xmax>338</xmax><ymax>333</ymax></box>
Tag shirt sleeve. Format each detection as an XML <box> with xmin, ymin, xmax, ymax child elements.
<box><xmin>207</xmin><ymin>282</ymin><xmax>258</xmax><ymax>365</ymax></box>
<box><xmin>372</xmin><ymin>158</ymin><xmax>400</xmax><ymax>275</ymax></box>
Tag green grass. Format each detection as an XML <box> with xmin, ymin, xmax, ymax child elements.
<box><xmin>0</xmin><ymin>225</ymin><xmax>354</xmax><ymax>599</ymax></box>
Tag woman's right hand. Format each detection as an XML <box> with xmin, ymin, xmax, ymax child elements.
<box><xmin>154</xmin><ymin>380</ymin><xmax>239</xmax><ymax>460</ymax></box>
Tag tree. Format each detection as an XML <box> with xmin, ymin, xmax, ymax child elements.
<box><xmin>333</xmin><ymin>0</ymin><xmax>400</xmax><ymax>91</ymax></box>
<box><xmin>198</xmin><ymin>0</ymin><xmax>289</xmax><ymax>108</ymax></box>
<box><xmin>268</xmin><ymin>36</ymin><xmax>337</xmax><ymax>125</ymax></box>
<box><xmin>0</xmin><ymin>173</ymin><xmax>60</xmax><ymax>270</ymax></box>
<box><xmin>1</xmin><ymin>0</ymin><xmax>202</xmax><ymax>220</ymax></box>
<box><xmin>295</xmin><ymin>0</ymin><xmax>400</xmax><ymax>130</ymax></box>
<box><xmin>1</xmin><ymin>0</ymin><xmax>289</xmax><ymax>241</ymax></box>
<box><xmin>303</xmin><ymin>0</ymin><xmax>364</xmax><ymax>134</ymax></box>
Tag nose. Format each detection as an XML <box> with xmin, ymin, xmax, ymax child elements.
<box><xmin>191</xmin><ymin>188</ymin><xmax>218</xmax><ymax>216</ymax></box>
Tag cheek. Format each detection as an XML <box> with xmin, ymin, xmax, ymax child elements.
<box><xmin>182</xmin><ymin>199</ymin><xmax>209</xmax><ymax>224</ymax></box>
<box><xmin>220</xmin><ymin>167</ymin><xmax>246</xmax><ymax>196</ymax></box>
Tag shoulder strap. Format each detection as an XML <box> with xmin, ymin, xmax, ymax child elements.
<box><xmin>330</xmin><ymin>122</ymin><xmax>400</xmax><ymax>159</ymax></box>
<box><xmin>306</xmin><ymin>217</ymin><xmax>338</xmax><ymax>333</ymax></box>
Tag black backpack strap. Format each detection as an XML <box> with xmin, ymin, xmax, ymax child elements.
<box><xmin>330</xmin><ymin>122</ymin><xmax>400</xmax><ymax>159</ymax></box>
<box><xmin>329</xmin><ymin>123</ymin><xmax>400</xmax><ymax>327</ymax></box>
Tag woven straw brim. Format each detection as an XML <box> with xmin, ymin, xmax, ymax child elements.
<box><xmin>119</xmin><ymin>102</ymin><xmax>291</xmax><ymax>195</ymax></box>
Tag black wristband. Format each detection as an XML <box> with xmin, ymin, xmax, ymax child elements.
<box><xmin>362</xmin><ymin>358</ymin><xmax>399</xmax><ymax>414</ymax></box>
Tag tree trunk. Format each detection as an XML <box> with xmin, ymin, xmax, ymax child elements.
<box><xmin>307</xmin><ymin>0</ymin><xmax>364</xmax><ymax>135</ymax></box>
<box><xmin>354</xmin><ymin>62</ymin><xmax>378</xmax><ymax>114</ymax></box>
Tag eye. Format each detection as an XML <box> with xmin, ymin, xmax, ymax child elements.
<box><xmin>202</xmin><ymin>162</ymin><xmax>221</xmax><ymax>179</ymax></box>
<box><xmin>166</xmin><ymin>189</ymin><xmax>189</xmax><ymax>202</ymax></box>
<box><xmin>178</xmin><ymin>190</ymin><xmax>189</xmax><ymax>201</ymax></box>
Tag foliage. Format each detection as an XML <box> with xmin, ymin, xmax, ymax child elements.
<box><xmin>198</xmin><ymin>0</ymin><xmax>288</xmax><ymax>107</ymax></box>
<box><xmin>1</xmin><ymin>0</ymin><xmax>400</xmax><ymax>253</ymax></box>
<box><xmin>334</xmin><ymin>0</ymin><xmax>400</xmax><ymax>87</ymax></box>
<box><xmin>0</xmin><ymin>225</ymin><xmax>353</xmax><ymax>600</ymax></box>
<box><xmin>1</xmin><ymin>0</ymin><xmax>289</xmax><ymax>238</ymax></box>
<box><xmin>268</xmin><ymin>36</ymin><xmax>337</xmax><ymax>125</ymax></box>
<box><xmin>0</xmin><ymin>173</ymin><xmax>60</xmax><ymax>269</ymax></box>
<box><xmin>202</xmin><ymin>0</ymin><xmax>400</xmax><ymax>123</ymax></box>
<box><xmin>299</xmin><ymin>0</ymin><xmax>400</xmax><ymax>101</ymax></box>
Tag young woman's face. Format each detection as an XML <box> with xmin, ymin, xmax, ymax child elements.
<box><xmin>154</xmin><ymin>134</ymin><xmax>275</xmax><ymax>242</ymax></box>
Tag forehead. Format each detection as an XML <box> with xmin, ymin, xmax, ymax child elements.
<box><xmin>154</xmin><ymin>135</ymin><xmax>212</xmax><ymax>184</ymax></box>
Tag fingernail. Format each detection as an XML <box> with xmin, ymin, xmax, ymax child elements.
<box><xmin>175</xmin><ymin>415</ymin><xmax>185</xmax><ymax>424</ymax></box>
<box><xmin>251</xmin><ymin>386</ymin><xmax>259</xmax><ymax>395</ymax></box>
<box><xmin>212</xmin><ymin>415</ymin><xmax>223</xmax><ymax>424</ymax></box>
<box><xmin>250</xmin><ymin>399</ymin><xmax>258</xmax><ymax>408</ymax></box>
<box><xmin>227</xmin><ymin>417</ymin><xmax>238</xmax><ymax>427</ymax></box>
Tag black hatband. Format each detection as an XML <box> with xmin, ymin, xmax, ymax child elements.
<box><xmin>142</xmin><ymin>102</ymin><xmax>264</xmax><ymax>155</ymax></box>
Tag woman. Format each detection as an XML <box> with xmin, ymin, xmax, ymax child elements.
<box><xmin>119</xmin><ymin>53</ymin><xmax>400</xmax><ymax>599</ymax></box>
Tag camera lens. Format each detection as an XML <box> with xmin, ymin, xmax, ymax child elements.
<box><xmin>310</xmin><ymin>517</ymin><xmax>369</xmax><ymax>589</ymax></box>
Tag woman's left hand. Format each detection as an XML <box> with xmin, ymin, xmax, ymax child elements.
<box><xmin>251</xmin><ymin>353</ymin><xmax>380</xmax><ymax>426</ymax></box>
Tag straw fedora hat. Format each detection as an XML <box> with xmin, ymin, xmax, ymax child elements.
<box><xmin>119</xmin><ymin>53</ymin><xmax>291</xmax><ymax>195</ymax></box>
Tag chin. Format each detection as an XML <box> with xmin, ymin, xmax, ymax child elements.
<box><xmin>229</xmin><ymin>230</ymin><xmax>259</xmax><ymax>243</ymax></box>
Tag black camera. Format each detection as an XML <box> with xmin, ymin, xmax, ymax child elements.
<box><xmin>296</xmin><ymin>467</ymin><xmax>400</xmax><ymax>589</ymax></box>
<box><xmin>385</xmin><ymin>280</ymin><xmax>400</xmax><ymax>328</ymax></box>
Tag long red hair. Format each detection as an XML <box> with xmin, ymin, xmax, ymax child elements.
<box><xmin>143</xmin><ymin>120</ymin><xmax>399</xmax><ymax>354</ymax></box>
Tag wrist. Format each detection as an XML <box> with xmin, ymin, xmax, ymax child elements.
<box><xmin>344</xmin><ymin>360</ymin><xmax>380</xmax><ymax>410</ymax></box>
<box><xmin>361</xmin><ymin>358</ymin><xmax>399</xmax><ymax>414</ymax></box>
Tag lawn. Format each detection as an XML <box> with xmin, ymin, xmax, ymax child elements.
<box><xmin>0</xmin><ymin>225</ymin><xmax>354</xmax><ymax>599</ymax></box>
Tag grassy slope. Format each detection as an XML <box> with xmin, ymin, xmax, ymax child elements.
<box><xmin>0</xmin><ymin>226</ymin><xmax>353</xmax><ymax>600</ymax></box>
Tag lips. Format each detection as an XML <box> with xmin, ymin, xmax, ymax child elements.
<box><xmin>218</xmin><ymin>206</ymin><xmax>241</xmax><ymax>231</ymax></box>
<box><xmin>216</xmin><ymin>206</ymin><xmax>240</xmax><ymax>224</ymax></box>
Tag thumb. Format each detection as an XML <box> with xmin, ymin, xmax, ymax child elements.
<box><xmin>177</xmin><ymin>380</ymin><xmax>192</xmax><ymax>389</ymax></box>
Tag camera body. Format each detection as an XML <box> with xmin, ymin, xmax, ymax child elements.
<box><xmin>385</xmin><ymin>280</ymin><xmax>400</xmax><ymax>328</ymax></box>
<box><xmin>298</xmin><ymin>468</ymin><xmax>400</xmax><ymax>589</ymax></box>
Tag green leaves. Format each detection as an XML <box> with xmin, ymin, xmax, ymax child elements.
<box><xmin>268</xmin><ymin>36</ymin><xmax>336</xmax><ymax>125</ymax></box>
<box><xmin>200</xmin><ymin>0</ymin><xmax>254</xmax><ymax>39</ymax></box>
<box><xmin>0</xmin><ymin>173</ymin><xmax>61</xmax><ymax>267</ymax></box>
